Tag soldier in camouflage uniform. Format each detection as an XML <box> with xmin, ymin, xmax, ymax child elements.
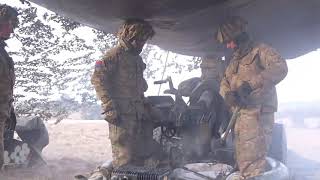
<box><xmin>216</xmin><ymin>16</ymin><xmax>288</xmax><ymax>179</ymax></box>
<box><xmin>91</xmin><ymin>19</ymin><xmax>164</xmax><ymax>171</ymax></box>
<box><xmin>0</xmin><ymin>4</ymin><xmax>18</xmax><ymax>169</ymax></box>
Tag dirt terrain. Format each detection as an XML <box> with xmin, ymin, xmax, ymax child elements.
<box><xmin>1</xmin><ymin>120</ymin><xmax>111</xmax><ymax>180</ymax></box>
<box><xmin>1</xmin><ymin>120</ymin><xmax>319</xmax><ymax>180</ymax></box>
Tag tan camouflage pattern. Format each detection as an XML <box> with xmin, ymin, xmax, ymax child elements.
<box><xmin>0</xmin><ymin>41</ymin><xmax>15</xmax><ymax>168</ymax></box>
<box><xmin>91</xmin><ymin>40</ymin><xmax>148</xmax><ymax>124</ymax></box>
<box><xmin>220</xmin><ymin>43</ymin><xmax>287</xmax><ymax>178</ymax></box>
<box><xmin>117</xmin><ymin>19</ymin><xmax>155</xmax><ymax>42</ymax></box>
<box><xmin>220</xmin><ymin>43</ymin><xmax>287</xmax><ymax>112</ymax></box>
<box><xmin>91</xmin><ymin>38</ymin><xmax>163</xmax><ymax>168</ymax></box>
<box><xmin>108</xmin><ymin>115</ymin><xmax>163</xmax><ymax>168</ymax></box>
<box><xmin>216</xmin><ymin>16</ymin><xmax>248</xmax><ymax>44</ymax></box>
<box><xmin>234</xmin><ymin>108</ymin><xmax>274</xmax><ymax>178</ymax></box>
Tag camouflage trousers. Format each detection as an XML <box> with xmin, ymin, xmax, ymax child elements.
<box><xmin>108</xmin><ymin>113</ymin><xmax>165</xmax><ymax>168</ymax></box>
<box><xmin>234</xmin><ymin>107</ymin><xmax>274</xmax><ymax>179</ymax></box>
<box><xmin>0</xmin><ymin>99</ymin><xmax>11</xmax><ymax>168</ymax></box>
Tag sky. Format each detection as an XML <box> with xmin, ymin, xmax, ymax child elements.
<box><xmin>2</xmin><ymin>0</ymin><xmax>320</xmax><ymax>105</ymax></box>
<box><xmin>277</xmin><ymin>50</ymin><xmax>320</xmax><ymax>103</ymax></box>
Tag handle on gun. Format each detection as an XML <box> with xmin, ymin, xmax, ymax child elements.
<box><xmin>168</xmin><ymin>77</ymin><xmax>174</xmax><ymax>90</ymax></box>
<box><xmin>154</xmin><ymin>79</ymin><xmax>167</xmax><ymax>84</ymax></box>
<box><xmin>221</xmin><ymin>106</ymin><xmax>240</xmax><ymax>143</ymax></box>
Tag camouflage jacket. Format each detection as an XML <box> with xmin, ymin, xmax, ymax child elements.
<box><xmin>220</xmin><ymin>43</ymin><xmax>288</xmax><ymax>112</ymax></box>
<box><xmin>0</xmin><ymin>41</ymin><xmax>15</xmax><ymax>103</ymax></box>
<box><xmin>91</xmin><ymin>40</ymin><xmax>148</xmax><ymax>120</ymax></box>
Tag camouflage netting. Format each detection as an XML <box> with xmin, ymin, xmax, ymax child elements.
<box><xmin>28</xmin><ymin>0</ymin><xmax>320</xmax><ymax>59</ymax></box>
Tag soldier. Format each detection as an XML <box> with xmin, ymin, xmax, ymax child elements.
<box><xmin>90</xmin><ymin>19</ymin><xmax>164</xmax><ymax>178</ymax></box>
<box><xmin>0</xmin><ymin>4</ymin><xmax>18</xmax><ymax>169</ymax></box>
<box><xmin>216</xmin><ymin>16</ymin><xmax>288</xmax><ymax>179</ymax></box>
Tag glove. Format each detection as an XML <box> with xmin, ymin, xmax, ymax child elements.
<box><xmin>225</xmin><ymin>91</ymin><xmax>239</xmax><ymax>107</ymax></box>
<box><xmin>236</xmin><ymin>81</ymin><xmax>253</xmax><ymax>106</ymax></box>
<box><xmin>237</xmin><ymin>82</ymin><xmax>252</xmax><ymax>97</ymax></box>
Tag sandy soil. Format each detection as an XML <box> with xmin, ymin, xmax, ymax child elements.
<box><xmin>1</xmin><ymin>120</ymin><xmax>320</xmax><ymax>180</ymax></box>
<box><xmin>1</xmin><ymin>120</ymin><xmax>111</xmax><ymax>180</ymax></box>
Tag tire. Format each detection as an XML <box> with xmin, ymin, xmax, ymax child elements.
<box><xmin>268</xmin><ymin>123</ymin><xmax>287</xmax><ymax>165</ymax></box>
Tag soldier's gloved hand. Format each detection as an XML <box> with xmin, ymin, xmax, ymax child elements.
<box><xmin>225</xmin><ymin>91</ymin><xmax>239</xmax><ymax>107</ymax></box>
<box><xmin>103</xmin><ymin>110</ymin><xmax>119</xmax><ymax>125</ymax></box>
<box><xmin>236</xmin><ymin>81</ymin><xmax>253</xmax><ymax>106</ymax></box>
<box><xmin>237</xmin><ymin>82</ymin><xmax>253</xmax><ymax>97</ymax></box>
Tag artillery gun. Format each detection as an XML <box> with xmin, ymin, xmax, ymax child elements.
<box><xmin>86</xmin><ymin>76</ymin><xmax>290</xmax><ymax>180</ymax></box>
<box><xmin>150</xmin><ymin>76</ymin><xmax>230</xmax><ymax>166</ymax></box>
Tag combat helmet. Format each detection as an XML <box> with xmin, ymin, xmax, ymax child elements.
<box><xmin>216</xmin><ymin>16</ymin><xmax>248</xmax><ymax>44</ymax></box>
<box><xmin>0</xmin><ymin>4</ymin><xmax>19</xmax><ymax>28</ymax></box>
<box><xmin>117</xmin><ymin>18</ymin><xmax>155</xmax><ymax>42</ymax></box>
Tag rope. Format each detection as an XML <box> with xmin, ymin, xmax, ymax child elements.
<box><xmin>157</xmin><ymin>51</ymin><xmax>170</xmax><ymax>95</ymax></box>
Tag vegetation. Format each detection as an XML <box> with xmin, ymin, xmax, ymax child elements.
<box><xmin>7</xmin><ymin>1</ymin><xmax>200</xmax><ymax>121</ymax></box>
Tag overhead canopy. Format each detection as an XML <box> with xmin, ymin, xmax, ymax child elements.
<box><xmin>29</xmin><ymin>0</ymin><xmax>320</xmax><ymax>59</ymax></box>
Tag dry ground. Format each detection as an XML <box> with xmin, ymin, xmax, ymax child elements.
<box><xmin>286</xmin><ymin>127</ymin><xmax>320</xmax><ymax>180</ymax></box>
<box><xmin>1</xmin><ymin>120</ymin><xmax>320</xmax><ymax>180</ymax></box>
<box><xmin>1</xmin><ymin>120</ymin><xmax>111</xmax><ymax>180</ymax></box>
